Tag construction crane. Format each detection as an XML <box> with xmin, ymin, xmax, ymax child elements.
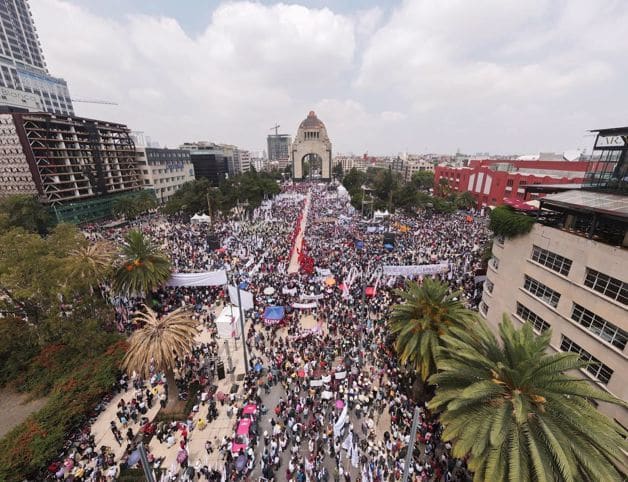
<box><xmin>71</xmin><ymin>98</ymin><xmax>118</xmax><ymax>106</ymax></box>
<box><xmin>269</xmin><ymin>124</ymin><xmax>280</xmax><ymax>135</ymax></box>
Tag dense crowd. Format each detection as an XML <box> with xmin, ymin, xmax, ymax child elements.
<box><xmin>50</xmin><ymin>182</ymin><xmax>488</xmax><ymax>481</ymax></box>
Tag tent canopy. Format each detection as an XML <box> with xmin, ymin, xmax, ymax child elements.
<box><xmin>263</xmin><ymin>306</ymin><xmax>285</xmax><ymax>320</ymax></box>
<box><xmin>191</xmin><ymin>213</ymin><xmax>211</xmax><ymax>224</ymax></box>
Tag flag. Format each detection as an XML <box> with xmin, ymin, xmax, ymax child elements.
<box><xmin>334</xmin><ymin>404</ymin><xmax>348</xmax><ymax>438</ymax></box>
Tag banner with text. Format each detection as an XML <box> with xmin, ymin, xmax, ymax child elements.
<box><xmin>382</xmin><ymin>263</ymin><xmax>449</xmax><ymax>277</ymax></box>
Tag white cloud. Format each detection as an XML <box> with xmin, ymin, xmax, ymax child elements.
<box><xmin>30</xmin><ymin>0</ymin><xmax>628</xmax><ymax>155</ymax></box>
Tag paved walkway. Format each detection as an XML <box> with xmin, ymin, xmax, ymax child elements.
<box><xmin>88</xmin><ymin>302</ymin><xmax>250</xmax><ymax>477</ymax></box>
<box><xmin>288</xmin><ymin>192</ymin><xmax>311</xmax><ymax>274</ymax></box>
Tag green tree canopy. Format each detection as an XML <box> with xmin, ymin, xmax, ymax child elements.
<box><xmin>411</xmin><ymin>170</ymin><xmax>434</xmax><ymax>190</ymax></box>
<box><xmin>429</xmin><ymin>315</ymin><xmax>628</xmax><ymax>482</ymax></box>
<box><xmin>0</xmin><ymin>195</ymin><xmax>54</xmax><ymax>234</ymax></box>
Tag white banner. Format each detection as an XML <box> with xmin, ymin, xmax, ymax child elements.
<box><xmin>166</xmin><ymin>270</ymin><xmax>228</xmax><ymax>287</ymax></box>
<box><xmin>316</xmin><ymin>267</ymin><xmax>332</xmax><ymax>276</ymax></box>
<box><xmin>300</xmin><ymin>293</ymin><xmax>325</xmax><ymax>301</ymax></box>
<box><xmin>310</xmin><ymin>379</ymin><xmax>324</xmax><ymax>387</ymax></box>
<box><xmin>334</xmin><ymin>371</ymin><xmax>347</xmax><ymax>380</ymax></box>
<box><xmin>292</xmin><ymin>302</ymin><xmax>318</xmax><ymax>309</ymax></box>
<box><xmin>282</xmin><ymin>287</ymin><xmax>298</xmax><ymax>296</ymax></box>
<box><xmin>382</xmin><ymin>263</ymin><xmax>449</xmax><ymax>277</ymax></box>
<box><xmin>227</xmin><ymin>285</ymin><xmax>255</xmax><ymax>310</ymax></box>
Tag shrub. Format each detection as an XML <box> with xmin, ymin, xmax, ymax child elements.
<box><xmin>489</xmin><ymin>205</ymin><xmax>535</xmax><ymax>238</ymax></box>
<box><xmin>0</xmin><ymin>339</ymin><xmax>127</xmax><ymax>481</ymax></box>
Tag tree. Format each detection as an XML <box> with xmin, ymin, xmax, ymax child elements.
<box><xmin>455</xmin><ymin>191</ymin><xmax>477</xmax><ymax>209</ymax></box>
<box><xmin>489</xmin><ymin>205</ymin><xmax>535</xmax><ymax>238</ymax></box>
<box><xmin>112</xmin><ymin>230</ymin><xmax>171</xmax><ymax>296</ymax></box>
<box><xmin>411</xmin><ymin>170</ymin><xmax>434</xmax><ymax>190</ymax></box>
<box><xmin>429</xmin><ymin>316</ymin><xmax>628</xmax><ymax>482</ymax></box>
<box><xmin>163</xmin><ymin>179</ymin><xmax>213</xmax><ymax>216</ymax></box>
<box><xmin>332</xmin><ymin>162</ymin><xmax>344</xmax><ymax>180</ymax></box>
<box><xmin>122</xmin><ymin>305</ymin><xmax>198</xmax><ymax>404</ymax></box>
<box><xmin>0</xmin><ymin>224</ymin><xmax>85</xmax><ymax>322</ymax></box>
<box><xmin>112</xmin><ymin>191</ymin><xmax>158</xmax><ymax>219</ymax></box>
<box><xmin>0</xmin><ymin>195</ymin><xmax>54</xmax><ymax>234</ymax></box>
<box><xmin>388</xmin><ymin>278</ymin><xmax>478</xmax><ymax>381</ymax></box>
<box><xmin>66</xmin><ymin>241</ymin><xmax>116</xmax><ymax>293</ymax></box>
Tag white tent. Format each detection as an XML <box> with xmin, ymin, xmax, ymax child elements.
<box><xmin>215</xmin><ymin>305</ymin><xmax>241</xmax><ymax>339</ymax></box>
<box><xmin>191</xmin><ymin>214</ymin><xmax>211</xmax><ymax>224</ymax></box>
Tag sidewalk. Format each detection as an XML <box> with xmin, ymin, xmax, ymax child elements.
<box><xmin>88</xmin><ymin>303</ymin><xmax>251</xmax><ymax>476</ymax></box>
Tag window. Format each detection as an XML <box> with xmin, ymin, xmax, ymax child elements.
<box><xmin>560</xmin><ymin>335</ymin><xmax>614</xmax><ymax>384</ymax></box>
<box><xmin>531</xmin><ymin>246</ymin><xmax>572</xmax><ymax>276</ymax></box>
<box><xmin>584</xmin><ymin>269</ymin><xmax>627</xmax><ymax>305</ymax></box>
<box><xmin>490</xmin><ymin>256</ymin><xmax>500</xmax><ymax>270</ymax></box>
<box><xmin>523</xmin><ymin>275</ymin><xmax>560</xmax><ymax>308</ymax></box>
<box><xmin>484</xmin><ymin>279</ymin><xmax>494</xmax><ymax>294</ymax></box>
<box><xmin>516</xmin><ymin>302</ymin><xmax>550</xmax><ymax>333</ymax></box>
<box><xmin>479</xmin><ymin>301</ymin><xmax>489</xmax><ymax>316</ymax></box>
<box><xmin>571</xmin><ymin>303</ymin><xmax>627</xmax><ymax>350</ymax></box>
<box><xmin>495</xmin><ymin>235</ymin><xmax>505</xmax><ymax>246</ymax></box>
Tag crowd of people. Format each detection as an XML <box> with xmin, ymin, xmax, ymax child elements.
<box><xmin>50</xmin><ymin>181</ymin><xmax>488</xmax><ymax>481</ymax></box>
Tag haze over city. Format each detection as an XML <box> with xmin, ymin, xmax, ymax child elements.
<box><xmin>31</xmin><ymin>0</ymin><xmax>628</xmax><ymax>155</ymax></box>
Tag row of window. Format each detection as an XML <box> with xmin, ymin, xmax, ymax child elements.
<box><xmin>515</xmin><ymin>302</ymin><xmax>550</xmax><ymax>333</ymax></box>
<box><xmin>523</xmin><ymin>275</ymin><xmax>561</xmax><ymax>308</ymax></box>
<box><xmin>531</xmin><ymin>245</ymin><xmax>572</xmax><ymax>276</ymax></box>
<box><xmin>529</xmin><ymin>246</ymin><xmax>626</xmax><ymax>306</ymax></box>
<box><xmin>559</xmin><ymin>335</ymin><xmax>614</xmax><ymax>385</ymax></box>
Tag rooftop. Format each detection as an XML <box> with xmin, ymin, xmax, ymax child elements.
<box><xmin>540</xmin><ymin>190</ymin><xmax>628</xmax><ymax>221</ymax></box>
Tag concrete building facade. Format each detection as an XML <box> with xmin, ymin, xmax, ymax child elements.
<box><xmin>0</xmin><ymin>0</ymin><xmax>74</xmax><ymax>115</ymax></box>
<box><xmin>482</xmin><ymin>221</ymin><xmax>628</xmax><ymax>427</ymax></box>
<box><xmin>481</xmin><ymin>127</ymin><xmax>628</xmax><ymax>428</ymax></box>
<box><xmin>291</xmin><ymin>111</ymin><xmax>332</xmax><ymax>180</ymax></box>
<box><xmin>135</xmin><ymin>147</ymin><xmax>194</xmax><ymax>203</ymax></box>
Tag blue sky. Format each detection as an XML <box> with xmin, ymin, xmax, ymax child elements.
<box><xmin>31</xmin><ymin>0</ymin><xmax>628</xmax><ymax>156</ymax></box>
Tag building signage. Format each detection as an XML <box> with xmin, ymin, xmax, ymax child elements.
<box><xmin>595</xmin><ymin>134</ymin><xmax>628</xmax><ymax>150</ymax></box>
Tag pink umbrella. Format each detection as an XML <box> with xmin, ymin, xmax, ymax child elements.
<box><xmin>335</xmin><ymin>399</ymin><xmax>345</xmax><ymax>409</ymax></box>
<box><xmin>297</xmin><ymin>369</ymin><xmax>306</xmax><ymax>378</ymax></box>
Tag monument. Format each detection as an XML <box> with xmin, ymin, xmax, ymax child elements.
<box><xmin>291</xmin><ymin>111</ymin><xmax>332</xmax><ymax>180</ymax></box>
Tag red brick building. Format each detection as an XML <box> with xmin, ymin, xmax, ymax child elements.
<box><xmin>434</xmin><ymin>159</ymin><xmax>589</xmax><ymax>206</ymax></box>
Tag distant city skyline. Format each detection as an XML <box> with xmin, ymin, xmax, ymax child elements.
<box><xmin>30</xmin><ymin>0</ymin><xmax>628</xmax><ymax>155</ymax></box>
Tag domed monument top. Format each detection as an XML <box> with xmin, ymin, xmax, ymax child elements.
<box><xmin>299</xmin><ymin>111</ymin><xmax>326</xmax><ymax>130</ymax></box>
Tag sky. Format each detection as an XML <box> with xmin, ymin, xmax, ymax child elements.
<box><xmin>31</xmin><ymin>0</ymin><xmax>628</xmax><ymax>156</ymax></box>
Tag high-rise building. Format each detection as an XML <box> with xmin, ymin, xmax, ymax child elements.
<box><xmin>481</xmin><ymin>126</ymin><xmax>628</xmax><ymax>427</ymax></box>
<box><xmin>0</xmin><ymin>111</ymin><xmax>142</xmax><ymax>222</ymax></box>
<box><xmin>235</xmin><ymin>149</ymin><xmax>251</xmax><ymax>174</ymax></box>
<box><xmin>0</xmin><ymin>0</ymin><xmax>74</xmax><ymax>115</ymax></box>
<box><xmin>267</xmin><ymin>134</ymin><xmax>291</xmax><ymax>166</ymax></box>
<box><xmin>179</xmin><ymin>141</ymin><xmax>230</xmax><ymax>186</ymax></box>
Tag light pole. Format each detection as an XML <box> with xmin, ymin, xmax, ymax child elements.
<box><xmin>402</xmin><ymin>407</ymin><xmax>421</xmax><ymax>482</ymax></box>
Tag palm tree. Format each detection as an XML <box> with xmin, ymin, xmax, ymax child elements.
<box><xmin>388</xmin><ymin>278</ymin><xmax>477</xmax><ymax>381</ymax></box>
<box><xmin>428</xmin><ymin>315</ymin><xmax>628</xmax><ymax>482</ymax></box>
<box><xmin>113</xmin><ymin>230</ymin><xmax>171</xmax><ymax>296</ymax></box>
<box><xmin>455</xmin><ymin>191</ymin><xmax>476</xmax><ymax>210</ymax></box>
<box><xmin>122</xmin><ymin>305</ymin><xmax>198</xmax><ymax>405</ymax></box>
<box><xmin>67</xmin><ymin>241</ymin><xmax>116</xmax><ymax>292</ymax></box>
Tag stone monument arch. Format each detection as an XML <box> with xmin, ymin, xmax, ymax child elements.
<box><xmin>291</xmin><ymin>111</ymin><xmax>332</xmax><ymax>180</ymax></box>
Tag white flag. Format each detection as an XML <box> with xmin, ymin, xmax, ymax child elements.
<box><xmin>334</xmin><ymin>404</ymin><xmax>348</xmax><ymax>438</ymax></box>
